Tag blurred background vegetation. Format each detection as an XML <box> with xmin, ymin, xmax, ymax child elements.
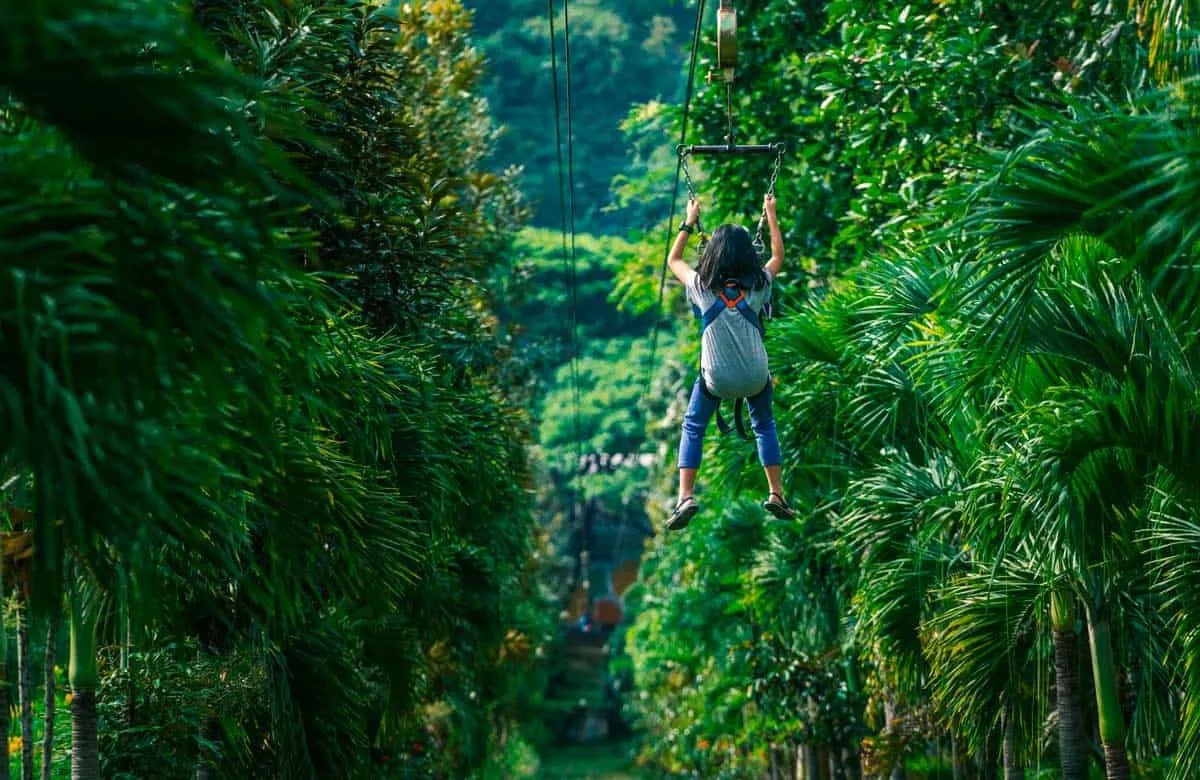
<box><xmin>5</xmin><ymin>0</ymin><xmax>1200</xmax><ymax>778</ymax></box>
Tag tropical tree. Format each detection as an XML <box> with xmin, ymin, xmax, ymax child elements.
<box><xmin>3</xmin><ymin>0</ymin><xmax>550</xmax><ymax>776</ymax></box>
<box><xmin>622</xmin><ymin>1</ymin><xmax>1200</xmax><ymax>778</ymax></box>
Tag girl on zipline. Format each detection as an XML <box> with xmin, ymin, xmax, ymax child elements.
<box><xmin>666</xmin><ymin>193</ymin><xmax>796</xmax><ymax>531</ymax></box>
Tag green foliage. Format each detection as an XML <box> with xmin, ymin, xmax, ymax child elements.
<box><xmin>464</xmin><ymin>0</ymin><xmax>693</xmax><ymax>231</ymax></box>
<box><xmin>621</xmin><ymin>1</ymin><xmax>1200</xmax><ymax>778</ymax></box>
<box><xmin>96</xmin><ymin>641</ymin><xmax>262</xmax><ymax>778</ymax></box>
<box><xmin>498</xmin><ymin>227</ymin><xmax>656</xmax><ymax>381</ymax></box>
<box><xmin>539</xmin><ymin>337</ymin><xmax>663</xmax><ymax>456</ymax></box>
<box><xmin>614</xmin><ymin>0</ymin><xmax>1148</xmax><ymax>292</ymax></box>
<box><xmin>2</xmin><ymin>0</ymin><xmax>553</xmax><ymax>777</ymax></box>
<box><xmin>1</xmin><ymin>0</ymin><xmax>305</xmax><ymax>606</ymax></box>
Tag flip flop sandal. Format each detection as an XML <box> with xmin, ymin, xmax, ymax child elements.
<box><xmin>763</xmin><ymin>492</ymin><xmax>797</xmax><ymax>521</ymax></box>
<box><xmin>667</xmin><ymin>496</ymin><xmax>699</xmax><ymax>531</ymax></box>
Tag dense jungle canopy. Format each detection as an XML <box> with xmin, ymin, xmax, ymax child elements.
<box><xmin>3</xmin><ymin>0</ymin><xmax>1200</xmax><ymax>778</ymax></box>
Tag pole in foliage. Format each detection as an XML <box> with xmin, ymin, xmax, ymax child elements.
<box><xmin>1051</xmin><ymin>592</ymin><xmax>1087</xmax><ymax>780</ymax></box>
<box><xmin>1088</xmin><ymin>612</ymin><xmax>1130</xmax><ymax>780</ymax></box>
<box><xmin>69</xmin><ymin>586</ymin><xmax>99</xmax><ymax>780</ymax></box>
<box><xmin>0</xmin><ymin>554</ymin><xmax>9</xmax><ymax>780</ymax></box>
<box><xmin>42</xmin><ymin>618</ymin><xmax>57</xmax><ymax>780</ymax></box>
<box><xmin>17</xmin><ymin>594</ymin><xmax>33</xmax><ymax>780</ymax></box>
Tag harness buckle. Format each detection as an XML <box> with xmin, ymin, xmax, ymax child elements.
<box><xmin>718</xmin><ymin>280</ymin><xmax>744</xmax><ymax>308</ymax></box>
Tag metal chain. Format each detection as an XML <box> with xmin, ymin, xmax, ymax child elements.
<box><xmin>680</xmin><ymin>149</ymin><xmax>698</xmax><ymax>201</ymax></box>
<box><xmin>678</xmin><ymin>149</ymin><xmax>708</xmax><ymax>254</ymax></box>
<box><xmin>725</xmin><ymin>80</ymin><xmax>735</xmax><ymax>148</ymax></box>
<box><xmin>752</xmin><ymin>144</ymin><xmax>784</xmax><ymax>257</ymax></box>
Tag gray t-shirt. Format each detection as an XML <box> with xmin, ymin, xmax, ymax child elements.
<box><xmin>685</xmin><ymin>269</ymin><xmax>772</xmax><ymax>399</ymax></box>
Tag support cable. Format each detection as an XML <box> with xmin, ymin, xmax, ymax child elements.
<box><xmin>562</xmin><ymin>0</ymin><xmax>590</xmax><ymax>611</ymax></box>
<box><xmin>546</xmin><ymin>0</ymin><xmax>585</xmax><ymax>599</ymax></box>
<box><xmin>642</xmin><ymin>0</ymin><xmax>707</xmax><ymax>409</ymax></box>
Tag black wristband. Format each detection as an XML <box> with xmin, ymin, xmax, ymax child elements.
<box><xmin>678</xmin><ymin>222</ymin><xmax>694</xmax><ymax>234</ymax></box>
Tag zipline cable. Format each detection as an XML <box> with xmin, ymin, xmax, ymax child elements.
<box><xmin>547</xmin><ymin>0</ymin><xmax>590</xmax><ymax>609</ymax></box>
<box><xmin>642</xmin><ymin>0</ymin><xmax>707</xmax><ymax>409</ymax></box>
<box><xmin>563</xmin><ymin>0</ymin><xmax>584</xmax><ymax>522</ymax></box>
<box><xmin>563</xmin><ymin>0</ymin><xmax>592</xmax><ymax>611</ymax></box>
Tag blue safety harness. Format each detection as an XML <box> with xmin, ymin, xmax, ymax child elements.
<box><xmin>694</xmin><ymin>279</ymin><xmax>766</xmax><ymax>339</ymax></box>
<box><xmin>691</xmin><ymin>278</ymin><xmax>771</xmax><ymax>439</ymax></box>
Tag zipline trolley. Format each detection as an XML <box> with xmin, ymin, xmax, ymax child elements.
<box><xmin>678</xmin><ymin>0</ymin><xmax>785</xmax><ymax>258</ymax></box>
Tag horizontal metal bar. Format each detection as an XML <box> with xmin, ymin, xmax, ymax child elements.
<box><xmin>678</xmin><ymin>142</ymin><xmax>784</xmax><ymax>156</ymax></box>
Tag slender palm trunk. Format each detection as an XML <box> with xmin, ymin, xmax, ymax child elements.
<box><xmin>976</xmin><ymin>733</ymin><xmax>998</xmax><ymax>780</ymax></box>
<box><xmin>1051</xmin><ymin>593</ymin><xmax>1087</xmax><ymax>780</ymax></box>
<box><xmin>0</xmin><ymin>563</ymin><xmax>10</xmax><ymax>780</ymax></box>
<box><xmin>1087</xmin><ymin>614</ymin><xmax>1130</xmax><ymax>780</ymax></box>
<box><xmin>1002</xmin><ymin>708</ymin><xmax>1022</xmax><ymax>780</ymax></box>
<box><xmin>884</xmin><ymin>697</ymin><xmax>906</xmax><ymax>780</ymax></box>
<box><xmin>840</xmin><ymin>746</ymin><xmax>860</xmax><ymax>780</ymax></box>
<box><xmin>69</xmin><ymin>591</ymin><xmax>99</xmax><ymax>780</ymax></box>
<box><xmin>195</xmin><ymin>718</ymin><xmax>220</xmax><ymax>780</ymax></box>
<box><xmin>42</xmin><ymin>619</ymin><xmax>57</xmax><ymax>780</ymax></box>
<box><xmin>120</xmin><ymin>606</ymin><xmax>135</xmax><ymax>776</ymax></box>
<box><xmin>1118</xmin><ymin>657</ymin><xmax>1138</xmax><ymax>730</ymax></box>
<box><xmin>16</xmin><ymin>597</ymin><xmax>33</xmax><ymax>780</ymax></box>
<box><xmin>793</xmin><ymin>743</ymin><xmax>820</xmax><ymax>779</ymax></box>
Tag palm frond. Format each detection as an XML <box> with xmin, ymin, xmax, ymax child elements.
<box><xmin>924</xmin><ymin>552</ymin><xmax>1048</xmax><ymax>758</ymax></box>
<box><xmin>952</xmin><ymin>97</ymin><xmax>1200</xmax><ymax>357</ymax></box>
<box><xmin>837</xmin><ymin>454</ymin><xmax>965</xmax><ymax>693</ymax></box>
<box><xmin>1143</xmin><ymin>482</ymin><xmax>1200</xmax><ymax>778</ymax></box>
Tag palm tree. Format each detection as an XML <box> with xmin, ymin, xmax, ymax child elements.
<box><xmin>16</xmin><ymin>591</ymin><xmax>32</xmax><ymax>780</ymax></box>
<box><xmin>2</xmin><ymin>1</ymin><xmax>374</xmax><ymax>772</ymax></box>
<box><xmin>943</xmin><ymin>90</ymin><xmax>1200</xmax><ymax>778</ymax></box>
<box><xmin>0</xmin><ymin>0</ymin><xmax>316</xmax><ymax>605</ymax></box>
<box><xmin>68</xmin><ymin>574</ymin><xmax>100</xmax><ymax>780</ymax></box>
<box><xmin>924</xmin><ymin>551</ymin><xmax>1047</xmax><ymax>780</ymax></box>
<box><xmin>42</xmin><ymin>616</ymin><xmax>58</xmax><ymax>780</ymax></box>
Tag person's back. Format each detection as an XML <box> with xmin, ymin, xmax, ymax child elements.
<box><xmin>686</xmin><ymin>272</ymin><xmax>771</xmax><ymax>398</ymax></box>
<box><xmin>664</xmin><ymin>198</ymin><xmax>797</xmax><ymax>532</ymax></box>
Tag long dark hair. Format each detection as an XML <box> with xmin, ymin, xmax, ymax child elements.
<box><xmin>696</xmin><ymin>224</ymin><xmax>767</xmax><ymax>291</ymax></box>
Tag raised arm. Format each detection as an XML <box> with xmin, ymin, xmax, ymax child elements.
<box><xmin>667</xmin><ymin>198</ymin><xmax>702</xmax><ymax>284</ymax></box>
<box><xmin>762</xmin><ymin>193</ymin><xmax>784</xmax><ymax>279</ymax></box>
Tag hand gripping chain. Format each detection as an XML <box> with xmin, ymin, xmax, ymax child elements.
<box><xmin>753</xmin><ymin>145</ymin><xmax>785</xmax><ymax>258</ymax></box>
<box><xmin>678</xmin><ymin>150</ymin><xmax>709</xmax><ymax>254</ymax></box>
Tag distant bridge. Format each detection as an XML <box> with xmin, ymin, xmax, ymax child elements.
<box><xmin>576</xmin><ymin>452</ymin><xmax>658</xmax><ymax>476</ymax></box>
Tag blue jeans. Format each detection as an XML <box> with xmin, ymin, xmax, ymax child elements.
<box><xmin>677</xmin><ymin>377</ymin><xmax>782</xmax><ymax>469</ymax></box>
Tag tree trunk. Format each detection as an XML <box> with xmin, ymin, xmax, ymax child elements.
<box><xmin>1002</xmin><ymin>709</ymin><xmax>1022</xmax><ymax>780</ymax></box>
<box><xmin>840</xmin><ymin>746</ymin><xmax>861</xmax><ymax>780</ymax></box>
<box><xmin>817</xmin><ymin>747</ymin><xmax>832</xmax><ymax>780</ymax></box>
<box><xmin>120</xmin><ymin>606</ymin><xmax>135</xmax><ymax>776</ymax></box>
<box><xmin>951</xmin><ymin>736</ymin><xmax>966</xmax><ymax>780</ymax></box>
<box><xmin>976</xmin><ymin>732</ymin><xmax>998</xmax><ymax>780</ymax></box>
<box><xmin>69</xmin><ymin>590</ymin><xmax>100</xmax><ymax>780</ymax></box>
<box><xmin>802</xmin><ymin>745</ymin><xmax>820</xmax><ymax>780</ymax></box>
<box><xmin>195</xmin><ymin>718</ymin><xmax>220</xmax><ymax>780</ymax></box>
<box><xmin>1052</xmin><ymin>592</ymin><xmax>1087</xmax><ymax>780</ymax></box>
<box><xmin>0</xmin><ymin>565</ymin><xmax>10</xmax><ymax>780</ymax></box>
<box><xmin>884</xmin><ymin>697</ymin><xmax>906</xmax><ymax>780</ymax></box>
<box><xmin>42</xmin><ymin>619</ymin><xmax>57</xmax><ymax>780</ymax></box>
<box><xmin>70</xmin><ymin>691</ymin><xmax>98</xmax><ymax>780</ymax></box>
<box><xmin>1118</xmin><ymin>659</ymin><xmax>1138</xmax><ymax>731</ymax></box>
<box><xmin>1087</xmin><ymin>614</ymin><xmax>1130</xmax><ymax>780</ymax></box>
<box><xmin>16</xmin><ymin>598</ymin><xmax>33</xmax><ymax>780</ymax></box>
<box><xmin>831</xmin><ymin>748</ymin><xmax>845</xmax><ymax>780</ymax></box>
